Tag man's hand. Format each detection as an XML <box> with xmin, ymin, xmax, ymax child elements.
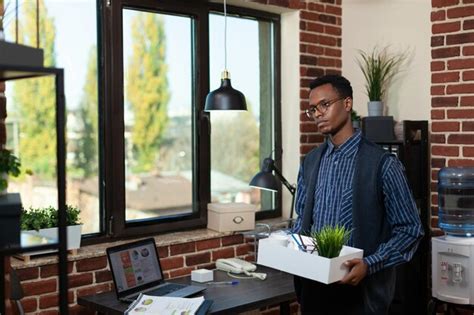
<box><xmin>339</xmin><ymin>258</ymin><xmax>368</xmax><ymax>286</ymax></box>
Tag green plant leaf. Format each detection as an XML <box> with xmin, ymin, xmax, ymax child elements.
<box><xmin>20</xmin><ymin>205</ymin><xmax>81</xmax><ymax>231</ymax></box>
<box><xmin>356</xmin><ymin>46</ymin><xmax>408</xmax><ymax>102</ymax></box>
<box><xmin>310</xmin><ymin>225</ymin><xmax>351</xmax><ymax>258</ymax></box>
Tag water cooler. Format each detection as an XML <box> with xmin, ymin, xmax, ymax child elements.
<box><xmin>432</xmin><ymin>167</ymin><xmax>474</xmax><ymax>305</ymax></box>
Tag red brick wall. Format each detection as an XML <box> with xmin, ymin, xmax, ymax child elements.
<box><xmin>431</xmin><ymin>0</ymin><xmax>474</xmax><ymax>234</ymax></box>
<box><xmin>252</xmin><ymin>0</ymin><xmax>342</xmax><ymax>154</ymax></box>
<box><xmin>14</xmin><ymin>235</ymin><xmax>255</xmax><ymax>315</ymax></box>
<box><xmin>297</xmin><ymin>0</ymin><xmax>343</xmax><ymax>154</ymax></box>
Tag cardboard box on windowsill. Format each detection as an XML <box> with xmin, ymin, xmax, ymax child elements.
<box><xmin>257</xmin><ymin>234</ymin><xmax>363</xmax><ymax>284</ymax></box>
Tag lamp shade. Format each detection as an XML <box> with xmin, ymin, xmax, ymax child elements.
<box><xmin>249</xmin><ymin>158</ymin><xmax>278</xmax><ymax>192</ymax></box>
<box><xmin>205</xmin><ymin>72</ymin><xmax>247</xmax><ymax>111</ymax></box>
<box><xmin>249</xmin><ymin>171</ymin><xmax>278</xmax><ymax>192</ymax></box>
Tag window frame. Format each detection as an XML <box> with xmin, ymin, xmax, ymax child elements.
<box><xmin>83</xmin><ymin>0</ymin><xmax>281</xmax><ymax>244</ymax></box>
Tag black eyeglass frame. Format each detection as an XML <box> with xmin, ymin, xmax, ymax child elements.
<box><xmin>305</xmin><ymin>96</ymin><xmax>346</xmax><ymax>119</ymax></box>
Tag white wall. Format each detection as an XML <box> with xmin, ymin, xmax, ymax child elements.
<box><xmin>342</xmin><ymin>0</ymin><xmax>431</xmax><ymax>121</ymax></box>
<box><xmin>281</xmin><ymin>11</ymin><xmax>300</xmax><ymax>219</ymax></box>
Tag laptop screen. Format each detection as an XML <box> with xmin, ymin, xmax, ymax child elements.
<box><xmin>107</xmin><ymin>239</ymin><xmax>164</xmax><ymax>296</ymax></box>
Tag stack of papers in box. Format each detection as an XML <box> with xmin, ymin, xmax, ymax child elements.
<box><xmin>125</xmin><ymin>294</ymin><xmax>210</xmax><ymax>315</ymax></box>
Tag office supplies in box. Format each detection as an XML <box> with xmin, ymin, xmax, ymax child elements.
<box><xmin>207</xmin><ymin>202</ymin><xmax>256</xmax><ymax>232</ymax></box>
<box><xmin>257</xmin><ymin>234</ymin><xmax>363</xmax><ymax>284</ymax></box>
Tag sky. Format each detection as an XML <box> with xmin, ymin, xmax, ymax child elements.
<box><xmin>5</xmin><ymin>0</ymin><xmax>264</xmax><ymax>118</ymax></box>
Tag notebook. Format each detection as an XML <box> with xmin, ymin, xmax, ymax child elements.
<box><xmin>107</xmin><ymin>238</ymin><xmax>206</xmax><ymax>303</ymax></box>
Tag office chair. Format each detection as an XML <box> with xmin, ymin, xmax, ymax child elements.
<box><xmin>10</xmin><ymin>269</ymin><xmax>25</xmax><ymax>315</ymax></box>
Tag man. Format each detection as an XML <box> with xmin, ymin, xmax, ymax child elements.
<box><xmin>292</xmin><ymin>75</ymin><xmax>424</xmax><ymax>314</ymax></box>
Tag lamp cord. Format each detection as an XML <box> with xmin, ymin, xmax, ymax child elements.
<box><xmin>224</xmin><ymin>0</ymin><xmax>227</xmax><ymax>72</ymax></box>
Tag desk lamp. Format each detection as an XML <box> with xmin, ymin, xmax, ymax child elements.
<box><xmin>249</xmin><ymin>157</ymin><xmax>296</xmax><ymax>220</ymax></box>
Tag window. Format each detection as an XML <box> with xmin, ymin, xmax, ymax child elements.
<box><xmin>209</xmin><ymin>12</ymin><xmax>279</xmax><ymax>215</ymax></box>
<box><xmin>5</xmin><ymin>0</ymin><xmax>280</xmax><ymax>241</ymax></box>
<box><xmin>5</xmin><ymin>0</ymin><xmax>100</xmax><ymax>234</ymax></box>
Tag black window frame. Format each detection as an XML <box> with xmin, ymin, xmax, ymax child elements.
<box><xmin>83</xmin><ymin>0</ymin><xmax>281</xmax><ymax>245</ymax></box>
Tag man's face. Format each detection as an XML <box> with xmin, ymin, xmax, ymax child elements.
<box><xmin>308</xmin><ymin>83</ymin><xmax>352</xmax><ymax>135</ymax></box>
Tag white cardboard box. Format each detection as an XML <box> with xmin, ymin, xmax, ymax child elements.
<box><xmin>257</xmin><ymin>236</ymin><xmax>363</xmax><ymax>284</ymax></box>
<box><xmin>207</xmin><ymin>203</ymin><xmax>257</xmax><ymax>232</ymax></box>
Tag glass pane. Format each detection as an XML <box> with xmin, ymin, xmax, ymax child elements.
<box><xmin>5</xmin><ymin>0</ymin><xmax>99</xmax><ymax>234</ymax></box>
<box><xmin>209</xmin><ymin>14</ymin><xmax>276</xmax><ymax>211</ymax></box>
<box><xmin>123</xmin><ymin>9</ymin><xmax>193</xmax><ymax>222</ymax></box>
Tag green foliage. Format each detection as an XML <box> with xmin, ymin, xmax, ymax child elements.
<box><xmin>9</xmin><ymin>0</ymin><xmax>57</xmax><ymax>179</ymax></box>
<box><xmin>356</xmin><ymin>46</ymin><xmax>407</xmax><ymax>102</ymax></box>
<box><xmin>74</xmin><ymin>46</ymin><xmax>99</xmax><ymax>178</ymax></box>
<box><xmin>0</xmin><ymin>149</ymin><xmax>21</xmax><ymax>191</ymax></box>
<box><xmin>127</xmin><ymin>13</ymin><xmax>169</xmax><ymax>173</ymax></box>
<box><xmin>310</xmin><ymin>225</ymin><xmax>351</xmax><ymax>258</ymax></box>
<box><xmin>351</xmin><ymin>110</ymin><xmax>361</xmax><ymax>122</ymax></box>
<box><xmin>20</xmin><ymin>205</ymin><xmax>81</xmax><ymax>231</ymax></box>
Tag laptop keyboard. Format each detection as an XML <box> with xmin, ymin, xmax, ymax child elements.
<box><xmin>147</xmin><ymin>283</ymin><xmax>185</xmax><ymax>296</ymax></box>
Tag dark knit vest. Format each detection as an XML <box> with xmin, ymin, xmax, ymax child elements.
<box><xmin>297</xmin><ymin>136</ymin><xmax>396</xmax><ymax>315</ymax></box>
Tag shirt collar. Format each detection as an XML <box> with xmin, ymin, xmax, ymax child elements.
<box><xmin>325</xmin><ymin>129</ymin><xmax>362</xmax><ymax>157</ymax></box>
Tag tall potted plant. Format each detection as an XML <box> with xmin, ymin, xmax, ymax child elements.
<box><xmin>356</xmin><ymin>46</ymin><xmax>407</xmax><ymax>116</ymax></box>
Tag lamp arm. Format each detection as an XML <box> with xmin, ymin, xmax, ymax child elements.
<box><xmin>272</xmin><ymin>165</ymin><xmax>297</xmax><ymax>220</ymax></box>
<box><xmin>272</xmin><ymin>165</ymin><xmax>296</xmax><ymax>195</ymax></box>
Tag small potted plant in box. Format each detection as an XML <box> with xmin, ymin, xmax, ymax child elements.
<box><xmin>310</xmin><ymin>225</ymin><xmax>351</xmax><ymax>258</ymax></box>
<box><xmin>21</xmin><ymin>205</ymin><xmax>82</xmax><ymax>251</ymax></box>
<box><xmin>0</xmin><ymin>148</ymin><xmax>21</xmax><ymax>195</ymax></box>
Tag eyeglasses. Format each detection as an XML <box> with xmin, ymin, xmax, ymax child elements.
<box><xmin>305</xmin><ymin>97</ymin><xmax>346</xmax><ymax>119</ymax></box>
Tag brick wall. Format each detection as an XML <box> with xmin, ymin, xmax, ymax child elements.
<box><xmin>14</xmin><ymin>235</ymin><xmax>257</xmax><ymax>315</ymax></box>
<box><xmin>430</xmin><ymin>0</ymin><xmax>474</xmax><ymax>234</ymax></box>
<box><xmin>252</xmin><ymin>0</ymin><xmax>343</xmax><ymax>155</ymax></box>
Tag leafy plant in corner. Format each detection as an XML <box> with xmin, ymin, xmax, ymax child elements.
<box><xmin>310</xmin><ymin>225</ymin><xmax>351</xmax><ymax>258</ymax></box>
<box><xmin>20</xmin><ymin>205</ymin><xmax>82</xmax><ymax>231</ymax></box>
<box><xmin>0</xmin><ymin>148</ymin><xmax>21</xmax><ymax>191</ymax></box>
<box><xmin>356</xmin><ymin>46</ymin><xmax>408</xmax><ymax>102</ymax></box>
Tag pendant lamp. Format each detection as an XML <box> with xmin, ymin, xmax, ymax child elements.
<box><xmin>205</xmin><ymin>0</ymin><xmax>247</xmax><ymax>111</ymax></box>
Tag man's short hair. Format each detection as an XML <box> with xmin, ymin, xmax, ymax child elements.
<box><xmin>309</xmin><ymin>75</ymin><xmax>353</xmax><ymax>99</ymax></box>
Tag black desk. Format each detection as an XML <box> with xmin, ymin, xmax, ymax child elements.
<box><xmin>78</xmin><ymin>266</ymin><xmax>296</xmax><ymax>314</ymax></box>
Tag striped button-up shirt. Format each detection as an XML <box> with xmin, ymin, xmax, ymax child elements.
<box><xmin>292</xmin><ymin>130</ymin><xmax>423</xmax><ymax>274</ymax></box>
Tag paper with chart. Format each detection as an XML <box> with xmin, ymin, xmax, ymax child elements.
<box><xmin>125</xmin><ymin>294</ymin><xmax>204</xmax><ymax>315</ymax></box>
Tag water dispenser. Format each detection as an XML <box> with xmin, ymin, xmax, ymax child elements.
<box><xmin>438</xmin><ymin>167</ymin><xmax>474</xmax><ymax>236</ymax></box>
<box><xmin>432</xmin><ymin>167</ymin><xmax>474</xmax><ymax>305</ymax></box>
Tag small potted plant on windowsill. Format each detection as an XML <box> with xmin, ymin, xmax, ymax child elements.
<box><xmin>20</xmin><ymin>205</ymin><xmax>82</xmax><ymax>252</ymax></box>
<box><xmin>0</xmin><ymin>148</ymin><xmax>21</xmax><ymax>195</ymax></box>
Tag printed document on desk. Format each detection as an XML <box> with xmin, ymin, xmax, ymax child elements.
<box><xmin>125</xmin><ymin>294</ymin><xmax>211</xmax><ymax>315</ymax></box>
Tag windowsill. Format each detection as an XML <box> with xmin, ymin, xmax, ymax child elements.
<box><xmin>11</xmin><ymin>216</ymin><xmax>290</xmax><ymax>269</ymax></box>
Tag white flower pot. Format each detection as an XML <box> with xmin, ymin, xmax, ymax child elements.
<box><xmin>367</xmin><ymin>101</ymin><xmax>384</xmax><ymax>116</ymax></box>
<box><xmin>25</xmin><ymin>224</ymin><xmax>82</xmax><ymax>250</ymax></box>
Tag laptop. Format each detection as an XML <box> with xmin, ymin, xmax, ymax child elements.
<box><xmin>107</xmin><ymin>238</ymin><xmax>206</xmax><ymax>303</ymax></box>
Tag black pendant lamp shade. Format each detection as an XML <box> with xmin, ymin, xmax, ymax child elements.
<box><xmin>205</xmin><ymin>70</ymin><xmax>247</xmax><ymax>111</ymax></box>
